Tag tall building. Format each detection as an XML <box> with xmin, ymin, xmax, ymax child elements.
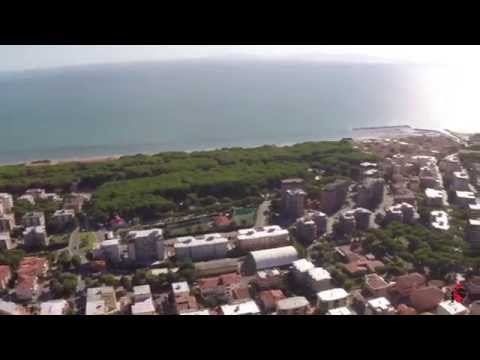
<box><xmin>23</xmin><ymin>226</ymin><xmax>49</xmax><ymax>248</ymax></box>
<box><xmin>284</xmin><ymin>188</ymin><xmax>306</xmax><ymax>220</ymax></box>
<box><xmin>0</xmin><ymin>193</ymin><xmax>14</xmax><ymax>213</ymax></box>
<box><xmin>127</xmin><ymin>229</ymin><xmax>164</xmax><ymax>265</ymax></box>
<box><xmin>295</xmin><ymin>210</ymin><xmax>327</xmax><ymax>244</ymax></box>
<box><xmin>22</xmin><ymin>212</ymin><xmax>46</xmax><ymax>228</ymax></box>
<box><xmin>0</xmin><ymin>232</ymin><xmax>13</xmax><ymax>251</ymax></box>
<box><xmin>321</xmin><ymin>180</ymin><xmax>349</xmax><ymax>214</ymax></box>
<box><xmin>0</xmin><ymin>213</ymin><xmax>15</xmax><ymax>233</ymax></box>
<box><xmin>281</xmin><ymin>178</ymin><xmax>304</xmax><ymax>208</ymax></box>
<box><xmin>356</xmin><ymin>178</ymin><xmax>385</xmax><ymax>209</ymax></box>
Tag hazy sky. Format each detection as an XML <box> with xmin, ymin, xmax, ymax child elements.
<box><xmin>1</xmin><ymin>45</ymin><xmax>480</xmax><ymax>72</ymax></box>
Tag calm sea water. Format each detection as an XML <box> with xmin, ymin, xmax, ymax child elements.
<box><xmin>0</xmin><ymin>61</ymin><xmax>441</xmax><ymax>164</ymax></box>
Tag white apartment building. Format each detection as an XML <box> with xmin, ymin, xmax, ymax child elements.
<box><xmin>317</xmin><ymin>288</ymin><xmax>350</xmax><ymax>313</ymax></box>
<box><xmin>430</xmin><ymin>210</ymin><xmax>449</xmax><ymax>231</ymax></box>
<box><xmin>425</xmin><ymin>188</ymin><xmax>445</xmax><ymax>208</ymax></box>
<box><xmin>51</xmin><ymin>209</ymin><xmax>75</xmax><ymax>226</ymax></box>
<box><xmin>436</xmin><ymin>301</ymin><xmax>468</xmax><ymax>315</ymax></box>
<box><xmin>306</xmin><ymin>267</ymin><xmax>332</xmax><ymax>293</ymax></box>
<box><xmin>364</xmin><ymin>297</ymin><xmax>396</xmax><ymax>315</ymax></box>
<box><xmin>86</xmin><ymin>287</ymin><xmax>119</xmax><ymax>315</ymax></box>
<box><xmin>0</xmin><ymin>193</ymin><xmax>14</xmax><ymax>213</ymax></box>
<box><xmin>237</xmin><ymin>225</ymin><xmax>290</xmax><ymax>252</ymax></box>
<box><xmin>23</xmin><ymin>226</ymin><xmax>49</xmax><ymax>248</ymax></box>
<box><xmin>101</xmin><ymin>239</ymin><xmax>121</xmax><ymax>263</ymax></box>
<box><xmin>22</xmin><ymin>211</ymin><xmax>46</xmax><ymax>228</ymax></box>
<box><xmin>0</xmin><ymin>232</ymin><xmax>13</xmax><ymax>250</ymax></box>
<box><xmin>174</xmin><ymin>233</ymin><xmax>230</xmax><ymax>262</ymax></box>
<box><xmin>0</xmin><ymin>213</ymin><xmax>15</xmax><ymax>233</ymax></box>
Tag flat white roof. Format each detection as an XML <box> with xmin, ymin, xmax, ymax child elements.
<box><xmin>180</xmin><ymin>309</ymin><xmax>210</xmax><ymax>315</ymax></box>
<box><xmin>0</xmin><ymin>300</ymin><xmax>24</xmax><ymax>315</ymax></box>
<box><xmin>175</xmin><ymin>233</ymin><xmax>228</xmax><ymax>248</ymax></box>
<box><xmin>456</xmin><ymin>191</ymin><xmax>476</xmax><ymax>199</ymax></box>
<box><xmin>53</xmin><ymin>209</ymin><xmax>75</xmax><ymax>216</ymax></box>
<box><xmin>425</xmin><ymin>188</ymin><xmax>444</xmax><ymax>199</ymax></box>
<box><xmin>437</xmin><ymin>300</ymin><xmax>467</xmax><ymax>315</ymax></box>
<box><xmin>23</xmin><ymin>226</ymin><xmax>46</xmax><ymax>235</ymax></box>
<box><xmin>454</xmin><ymin>171</ymin><xmax>469</xmax><ymax>180</ymax></box>
<box><xmin>277</xmin><ymin>296</ymin><xmax>309</xmax><ymax>310</ymax></box>
<box><xmin>431</xmin><ymin>211</ymin><xmax>449</xmax><ymax>230</ymax></box>
<box><xmin>368</xmin><ymin>297</ymin><xmax>392</xmax><ymax>311</ymax></box>
<box><xmin>317</xmin><ymin>288</ymin><xmax>349</xmax><ymax>302</ymax></box>
<box><xmin>327</xmin><ymin>307</ymin><xmax>355</xmax><ymax>315</ymax></box>
<box><xmin>131</xmin><ymin>298</ymin><xmax>156</xmax><ymax>315</ymax></box>
<box><xmin>221</xmin><ymin>301</ymin><xmax>260</xmax><ymax>315</ymax></box>
<box><xmin>133</xmin><ymin>285</ymin><xmax>152</xmax><ymax>296</ymax></box>
<box><xmin>360</xmin><ymin>162</ymin><xmax>377</xmax><ymax>167</ymax></box>
<box><xmin>238</xmin><ymin>226</ymin><xmax>289</xmax><ymax>241</ymax></box>
<box><xmin>128</xmin><ymin>229</ymin><xmax>163</xmax><ymax>238</ymax></box>
<box><xmin>87</xmin><ymin>286</ymin><xmax>116</xmax><ymax>301</ymax></box>
<box><xmin>286</xmin><ymin>188</ymin><xmax>307</xmax><ymax>196</ymax></box>
<box><xmin>307</xmin><ymin>267</ymin><xmax>332</xmax><ymax>282</ymax></box>
<box><xmin>250</xmin><ymin>246</ymin><xmax>298</xmax><ymax>270</ymax></box>
<box><xmin>101</xmin><ymin>239</ymin><xmax>120</xmax><ymax>247</ymax></box>
<box><xmin>469</xmin><ymin>219</ymin><xmax>480</xmax><ymax>226</ymax></box>
<box><xmin>469</xmin><ymin>203</ymin><xmax>480</xmax><ymax>211</ymax></box>
<box><xmin>40</xmin><ymin>300</ymin><xmax>68</xmax><ymax>315</ymax></box>
<box><xmin>86</xmin><ymin>300</ymin><xmax>107</xmax><ymax>315</ymax></box>
<box><xmin>172</xmin><ymin>282</ymin><xmax>190</xmax><ymax>295</ymax></box>
<box><xmin>292</xmin><ymin>259</ymin><xmax>315</xmax><ymax>273</ymax></box>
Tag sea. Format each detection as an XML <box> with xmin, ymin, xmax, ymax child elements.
<box><xmin>0</xmin><ymin>60</ymin><xmax>474</xmax><ymax>164</ymax></box>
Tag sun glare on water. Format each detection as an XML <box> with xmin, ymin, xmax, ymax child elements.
<box><xmin>418</xmin><ymin>64</ymin><xmax>480</xmax><ymax>133</ymax></box>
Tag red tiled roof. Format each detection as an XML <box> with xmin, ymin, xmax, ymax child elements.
<box><xmin>219</xmin><ymin>273</ymin><xmax>242</xmax><ymax>286</ymax></box>
<box><xmin>409</xmin><ymin>286</ymin><xmax>444</xmax><ymax>313</ymax></box>
<box><xmin>214</xmin><ymin>216</ymin><xmax>231</xmax><ymax>227</ymax></box>
<box><xmin>397</xmin><ymin>304</ymin><xmax>418</xmax><ymax>315</ymax></box>
<box><xmin>175</xmin><ymin>294</ymin><xmax>198</xmax><ymax>312</ymax></box>
<box><xmin>259</xmin><ymin>290</ymin><xmax>285</xmax><ymax>311</ymax></box>
<box><xmin>393</xmin><ymin>273</ymin><xmax>426</xmax><ymax>295</ymax></box>
<box><xmin>17</xmin><ymin>257</ymin><xmax>48</xmax><ymax>278</ymax></box>
<box><xmin>15</xmin><ymin>276</ymin><xmax>37</xmax><ymax>291</ymax></box>
<box><xmin>365</xmin><ymin>274</ymin><xmax>389</xmax><ymax>290</ymax></box>
<box><xmin>198</xmin><ymin>277</ymin><xmax>221</xmax><ymax>290</ymax></box>
<box><xmin>231</xmin><ymin>285</ymin><xmax>250</xmax><ymax>301</ymax></box>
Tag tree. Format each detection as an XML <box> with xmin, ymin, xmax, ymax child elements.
<box><xmin>120</xmin><ymin>276</ymin><xmax>132</xmax><ymax>291</ymax></box>
<box><xmin>61</xmin><ymin>274</ymin><xmax>79</xmax><ymax>297</ymax></box>
<box><xmin>99</xmin><ymin>273</ymin><xmax>119</xmax><ymax>287</ymax></box>
<box><xmin>71</xmin><ymin>255</ymin><xmax>82</xmax><ymax>271</ymax></box>
<box><xmin>58</xmin><ymin>251</ymin><xmax>72</xmax><ymax>271</ymax></box>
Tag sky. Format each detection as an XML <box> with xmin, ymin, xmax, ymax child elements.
<box><xmin>1</xmin><ymin>45</ymin><xmax>480</xmax><ymax>72</ymax></box>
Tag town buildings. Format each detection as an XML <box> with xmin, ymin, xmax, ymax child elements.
<box><xmin>364</xmin><ymin>274</ymin><xmax>390</xmax><ymax>298</ymax></box>
<box><xmin>131</xmin><ymin>285</ymin><xmax>156</xmax><ymax>315</ymax></box>
<box><xmin>0</xmin><ymin>265</ymin><xmax>12</xmax><ymax>290</ymax></box>
<box><xmin>237</xmin><ymin>226</ymin><xmax>290</xmax><ymax>252</ymax></box>
<box><xmin>321</xmin><ymin>179</ymin><xmax>349</xmax><ymax>214</ymax></box>
<box><xmin>15</xmin><ymin>257</ymin><xmax>49</xmax><ymax>301</ymax></box>
<box><xmin>316</xmin><ymin>288</ymin><xmax>350</xmax><ymax>313</ymax></box>
<box><xmin>425</xmin><ymin>188</ymin><xmax>445</xmax><ymax>208</ymax></box>
<box><xmin>255</xmin><ymin>269</ymin><xmax>284</xmax><ymax>290</ymax></box>
<box><xmin>22</xmin><ymin>211</ymin><xmax>46</xmax><ymax>228</ymax></box>
<box><xmin>63</xmin><ymin>193</ymin><xmax>87</xmax><ymax>213</ymax></box>
<box><xmin>220</xmin><ymin>300</ymin><xmax>260</xmax><ymax>315</ymax></box>
<box><xmin>284</xmin><ymin>188</ymin><xmax>306</xmax><ymax>220</ymax></box>
<box><xmin>276</xmin><ymin>296</ymin><xmax>310</xmax><ymax>315</ymax></box>
<box><xmin>338</xmin><ymin>208</ymin><xmax>372</xmax><ymax>234</ymax></box>
<box><xmin>409</xmin><ymin>286</ymin><xmax>444</xmax><ymax>313</ymax></box>
<box><xmin>454</xmin><ymin>191</ymin><xmax>477</xmax><ymax>208</ymax></box>
<box><xmin>466</xmin><ymin>219</ymin><xmax>480</xmax><ymax>247</ymax></box>
<box><xmin>355</xmin><ymin>177</ymin><xmax>385</xmax><ymax>209</ymax></box>
<box><xmin>0</xmin><ymin>300</ymin><xmax>29</xmax><ymax>315</ymax></box>
<box><xmin>295</xmin><ymin>210</ymin><xmax>327</xmax><ymax>244</ymax></box>
<box><xmin>51</xmin><ymin>209</ymin><xmax>76</xmax><ymax>227</ymax></box>
<box><xmin>0</xmin><ymin>232</ymin><xmax>13</xmax><ymax>250</ymax></box>
<box><xmin>385</xmin><ymin>202</ymin><xmax>419</xmax><ymax>225</ymax></box>
<box><xmin>23</xmin><ymin>226</ymin><xmax>49</xmax><ymax>248</ymax></box>
<box><xmin>436</xmin><ymin>300</ymin><xmax>468</xmax><ymax>315</ymax></box>
<box><xmin>326</xmin><ymin>307</ymin><xmax>356</xmax><ymax>315</ymax></box>
<box><xmin>258</xmin><ymin>289</ymin><xmax>286</xmax><ymax>313</ymax></box>
<box><xmin>85</xmin><ymin>287</ymin><xmax>119</xmax><ymax>315</ymax></box>
<box><xmin>305</xmin><ymin>267</ymin><xmax>332</xmax><ymax>293</ymax></box>
<box><xmin>281</xmin><ymin>178</ymin><xmax>304</xmax><ymax>208</ymax></box>
<box><xmin>364</xmin><ymin>297</ymin><xmax>396</xmax><ymax>315</ymax></box>
<box><xmin>127</xmin><ymin>229</ymin><xmax>164</xmax><ymax>265</ymax></box>
<box><xmin>0</xmin><ymin>193</ymin><xmax>14</xmax><ymax>213</ymax></box>
<box><xmin>291</xmin><ymin>259</ymin><xmax>314</xmax><ymax>284</ymax></box>
<box><xmin>100</xmin><ymin>239</ymin><xmax>122</xmax><ymax>264</ymax></box>
<box><xmin>430</xmin><ymin>210</ymin><xmax>449</xmax><ymax>231</ymax></box>
<box><xmin>40</xmin><ymin>300</ymin><xmax>69</xmax><ymax>315</ymax></box>
<box><xmin>175</xmin><ymin>233</ymin><xmax>230</xmax><ymax>262</ymax></box>
<box><xmin>171</xmin><ymin>282</ymin><xmax>198</xmax><ymax>314</ymax></box>
<box><xmin>0</xmin><ymin>213</ymin><xmax>15</xmax><ymax>233</ymax></box>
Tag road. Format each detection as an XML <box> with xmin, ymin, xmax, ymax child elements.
<box><xmin>68</xmin><ymin>228</ymin><xmax>81</xmax><ymax>256</ymax></box>
<box><xmin>255</xmin><ymin>200</ymin><xmax>271</xmax><ymax>228</ymax></box>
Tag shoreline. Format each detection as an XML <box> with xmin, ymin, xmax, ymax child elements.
<box><xmin>0</xmin><ymin>126</ymin><xmax>472</xmax><ymax>167</ymax></box>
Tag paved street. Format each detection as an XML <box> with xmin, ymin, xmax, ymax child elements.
<box><xmin>68</xmin><ymin>228</ymin><xmax>81</xmax><ymax>256</ymax></box>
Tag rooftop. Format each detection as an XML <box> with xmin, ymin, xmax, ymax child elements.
<box><xmin>128</xmin><ymin>228</ymin><xmax>163</xmax><ymax>239</ymax></box>
<box><xmin>469</xmin><ymin>203</ymin><xmax>480</xmax><ymax>211</ymax></box>
<box><xmin>237</xmin><ymin>226</ymin><xmax>289</xmax><ymax>241</ymax></box>
<box><xmin>131</xmin><ymin>298</ymin><xmax>156</xmax><ymax>315</ymax></box>
<box><xmin>431</xmin><ymin>211</ymin><xmax>449</xmax><ymax>231</ymax></box>
<box><xmin>292</xmin><ymin>259</ymin><xmax>315</xmax><ymax>273</ymax></box>
<box><xmin>23</xmin><ymin>226</ymin><xmax>47</xmax><ymax>236</ymax></box>
<box><xmin>175</xmin><ymin>233</ymin><xmax>228</xmax><ymax>248</ymax></box>
<box><xmin>317</xmin><ymin>288</ymin><xmax>349</xmax><ymax>302</ymax></box>
<box><xmin>172</xmin><ymin>282</ymin><xmax>190</xmax><ymax>295</ymax></box>
<box><xmin>133</xmin><ymin>285</ymin><xmax>152</xmax><ymax>297</ymax></box>
<box><xmin>307</xmin><ymin>267</ymin><xmax>332</xmax><ymax>282</ymax></box>
<box><xmin>221</xmin><ymin>300</ymin><xmax>260</xmax><ymax>315</ymax></box>
<box><xmin>180</xmin><ymin>309</ymin><xmax>211</xmax><ymax>315</ymax></box>
<box><xmin>277</xmin><ymin>296</ymin><xmax>309</xmax><ymax>311</ymax></box>
<box><xmin>437</xmin><ymin>300</ymin><xmax>468</xmax><ymax>315</ymax></box>
<box><xmin>456</xmin><ymin>191</ymin><xmax>476</xmax><ymax>200</ymax></box>
<box><xmin>101</xmin><ymin>239</ymin><xmax>120</xmax><ymax>247</ymax></box>
<box><xmin>367</xmin><ymin>297</ymin><xmax>393</xmax><ymax>312</ymax></box>
<box><xmin>326</xmin><ymin>307</ymin><xmax>356</xmax><ymax>315</ymax></box>
<box><xmin>365</xmin><ymin>273</ymin><xmax>389</xmax><ymax>290</ymax></box>
<box><xmin>40</xmin><ymin>300</ymin><xmax>68</xmax><ymax>315</ymax></box>
<box><xmin>425</xmin><ymin>188</ymin><xmax>444</xmax><ymax>199</ymax></box>
<box><xmin>53</xmin><ymin>209</ymin><xmax>75</xmax><ymax>217</ymax></box>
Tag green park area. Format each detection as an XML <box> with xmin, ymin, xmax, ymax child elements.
<box><xmin>232</xmin><ymin>207</ymin><xmax>257</xmax><ymax>227</ymax></box>
<box><xmin>79</xmin><ymin>232</ymin><xmax>97</xmax><ymax>252</ymax></box>
<box><xmin>0</xmin><ymin>141</ymin><xmax>375</xmax><ymax>223</ymax></box>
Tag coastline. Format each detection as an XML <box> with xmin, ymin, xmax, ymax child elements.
<box><xmin>0</xmin><ymin>126</ymin><xmax>470</xmax><ymax>167</ymax></box>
